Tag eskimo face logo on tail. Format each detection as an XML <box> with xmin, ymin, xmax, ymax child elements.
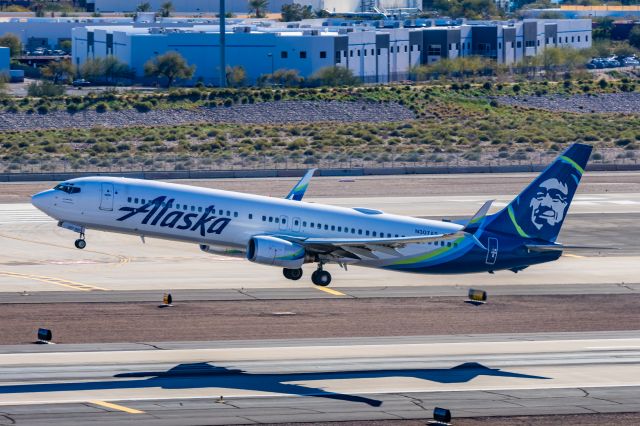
<box><xmin>117</xmin><ymin>196</ymin><xmax>231</xmax><ymax>237</ymax></box>
<box><xmin>529</xmin><ymin>178</ymin><xmax>569</xmax><ymax>230</ymax></box>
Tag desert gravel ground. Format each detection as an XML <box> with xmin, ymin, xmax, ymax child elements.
<box><xmin>1</xmin><ymin>172</ymin><xmax>640</xmax><ymax>203</ymax></box>
<box><xmin>496</xmin><ymin>92</ymin><xmax>640</xmax><ymax>114</ymax></box>
<box><xmin>0</xmin><ymin>295</ymin><xmax>637</xmax><ymax>345</ymax></box>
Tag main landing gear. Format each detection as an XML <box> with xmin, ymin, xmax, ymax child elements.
<box><xmin>283</xmin><ymin>264</ymin><xmax>332</xmax><ymax>286</ymax></box>
<box><xmin>283</xmin><ymin>268</ymin><xmax>303</xmax><ymax>281</ymax></box>
<box><xmin>311</xmin><ymin>264</ymin><xmax>331</xmax><ymax>287</ymax></box>
<box><xmin>74</xmin><ymin>231</ymin><xmax>86</xmax><ymax>250</ymax></box>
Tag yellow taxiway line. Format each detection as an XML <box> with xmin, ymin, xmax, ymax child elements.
<box><xmin>315</xmin><ymin>286</ymin><xmax>346</xmax><ymax>296</ymax></box>
<box><xmin>90</xmin><ymin>400</ymin><xmax>145</xmax><ymax>414</ymax></box>
<box><xmin>0</xmin><ymin>271</ymin><xmax>108</xmax><ymax>291</ymax></box>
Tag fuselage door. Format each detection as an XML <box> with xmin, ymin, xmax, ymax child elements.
<box><xmin>99</xmin><ymin>183</ymin><xmax>114</xmax><ymax>211</ymax></box>
<box><xmin>279</xmin><ymin>215</ymin><xmax>289</xmax><ymax>231</ymax></box>
<box><xmin>485</xmin><ymin>237</ymin><xmax>498</xmax><ymax>265</ymax></box>
<box><xmin>292</xmin><ymin>217</ymin><xmax>301</xmax><ymax>232</ymax></box>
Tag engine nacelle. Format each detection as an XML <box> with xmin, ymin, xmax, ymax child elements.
<box><xmin>200</xmin><ymin>244</ymin><xmax>246</xmax><ymax>258</ymax></box>
<box><xmin>246</xmin><ymin>236</ymin><xmax>308</xmax><ymax>269</ymax></box>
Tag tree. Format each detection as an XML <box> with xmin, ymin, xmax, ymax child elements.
<box><xmin>630</xmin><ymin>26</ymin><xmax>640</xmax><ymax>50</ymax></box>
<box><xmin>249</xmin><ymin>0</ymin><xmax>269</xmax><ymax>18</ymax></box>
<box><xmin>42</xmin><ymin>59</ymin><xmax>75</xmax><ymax>84</ymax></box>
<box><xmin>159</xmin><ymin>1</ymin><xmax>174</xmax><ymax>17</ymax></box>
<box><xmin>80</xmin><ymin>56</ymin><xmax>133</xmax><ymax>84</ymax></box>
<box><xmin>308</xmin><ymin>66</ymin><xmax>360</xmax><ymax>87</ymax></box>
<box><xmin>226</xmin><ymin>65</ymin><xmax>246</xmax><ymax>87</ymax></box>
<box><xmin>281</xmin><ymin>4</ymin><xmax>314</xmax><ymax>22</ymax></box>
<box><xmin>0</xmin><ymin>33</ymin><xmax>22</xmax><ymax>57</ymax></box>
<box><xmin>144</xmin><ymin>51</ymin><xmax>195</xmax><ymax>87</ymax></box>
<box><xmin>136</xmin><ymin>1</ymin><xmax>151</xmax><ymax>12</ymax></box>
<box><xmin>58</xmin><ymin>39</ymin><xmax>72</xmax><ymax>53</ymax></box>
<box><xmin>592</xmin><ymin>17</ymin><xmax>614</xmax><ymax>41</ymax></box>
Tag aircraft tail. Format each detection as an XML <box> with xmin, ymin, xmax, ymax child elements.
<box><xmin>484</xmin><ymin>143</ymin><xmax>592</xmax><ymax>242</ymax></box>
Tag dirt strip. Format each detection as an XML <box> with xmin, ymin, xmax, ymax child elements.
<box><xmin>0</xmin><ymin>295</ymin><xmax>637</xmax><ymax>345</ymax></box>
<box><xmin>274</xmin><ymin>412</ymin><xmax>640</xmax><ymax>425</ymax></box>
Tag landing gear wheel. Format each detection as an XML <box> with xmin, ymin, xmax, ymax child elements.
<box><xmin>74</xmin><ymin>239</ymin><xmax>86</xmax><ymax>249</ymax></box>
<box><xmin>311</xmin><ymin>270</ymin><xmax>331</xmax><ymax>287</ymax></box>
<box><xmin>283</xmin><ymin>268</ymin><xmax>303</xmax><ymax>281</ymax></box>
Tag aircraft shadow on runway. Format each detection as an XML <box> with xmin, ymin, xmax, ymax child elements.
<box><xmin>0</xmin><ymin>362</ymin><xmax>549</xmax><ymax>407</ymax></box>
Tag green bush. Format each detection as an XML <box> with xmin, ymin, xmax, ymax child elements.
<box><xmin>134</xmin><ymin>102</ymin><xmax>152</xmax><ymax>112</ymax></box>
<box><xmin>95</xmin><ymin>102</ymin><xmax>108</xmax><ymax>113</ymax></box>
<box><xmin>27</xmin><ymin>81</ymin><xmax>65</xmax><ymax>98</ymax></box>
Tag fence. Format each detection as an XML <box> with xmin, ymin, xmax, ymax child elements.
<box><xmin>1</xmin><ymin>153</ymin><xmax>638</xmax><ymax>182</ymax></box>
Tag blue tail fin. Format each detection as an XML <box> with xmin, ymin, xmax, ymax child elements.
<box><xmin>485</xmin><ymin>143</ymin><xmax>592</xmax><ymax>242</ymax></box>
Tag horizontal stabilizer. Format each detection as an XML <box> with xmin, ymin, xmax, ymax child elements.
<box><xmin>464</xmin><ymin>200</ymin><xmax>494</xmax><ymax>229</ymax></box>
<box><xmin>526</xmin><ymin>244</ymin><xmax>618</xmax><ymax>252</ymax></box>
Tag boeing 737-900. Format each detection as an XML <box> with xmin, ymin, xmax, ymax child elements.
<box><xmin>31</xmin><ymin>143</ymin><xmax>591</xmax><ymax>287</ymax></box>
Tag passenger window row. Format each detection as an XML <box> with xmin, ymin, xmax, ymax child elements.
<box><xmin>126</xmin><ymin>197</ymin><xmax>239</xmax><ymax>217</ymax></box>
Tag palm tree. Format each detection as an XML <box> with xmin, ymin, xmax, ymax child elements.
<box><xmin>159</xmin><ymin>1</ymin><xmax>174</xmax><ymax>17</ymax></box>
<box><xmin>248</xmin><ymin>0</ymin><xmax>268</xmax><ymax>18</ymax></box>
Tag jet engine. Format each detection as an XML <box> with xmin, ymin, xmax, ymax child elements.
<box><xmin>246</xmin><ymin>236</ymin><xmax>309</xmax><ymax>269</ymax></box>
<box><xmin>200</xmin><ymin>244</ymin><xmax>246</xmax><ymax>259</ymax></box>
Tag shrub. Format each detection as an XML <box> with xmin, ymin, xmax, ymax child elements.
<box><xmin>95</xmin><ymin>102</ymin><xmax>108</xmax><ymax>113</ymax></box>
<box><xmin>134</xmin><ymin>101</ymin><xmax>152</xmax><ymax>112</ymax></box>
<box><xmin>36</xmin><ymin>105</ymin><xmax>49</xmax><ymax>114</ymax></box>
<box><xmin>27</xmin><ymin>81</ymin><xmax>65</xmax><ymax>98</ymax></box>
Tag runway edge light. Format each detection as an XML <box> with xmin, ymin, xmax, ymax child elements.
<box><xmin>159</xmin><ymin>293</ymin><xmax>173</xmax><ymax>308</ymax></box>
<box><xmin>465</xmin><ymin>289</ymin><xmax>487</xmax><ymax>306</ymax></box>
<box><xmin>431</xmin><ymin>407</ymin><xmax>452</xmax><ymax>425</ymax></box>
<box><xmin>36</xmin><ymin>328</ymin><xmax>53</xmax><ymax>344</ymax></box>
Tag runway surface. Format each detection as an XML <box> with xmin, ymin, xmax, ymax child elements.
<box><xmin>0</xmin><ymin>332</ymin><xmax>638</xmax><ymax>425</ymax></box>
<box><xmin>0</xmin><ymin>173</ymin><xmax>638</xmax><ymax>424</ymax></box>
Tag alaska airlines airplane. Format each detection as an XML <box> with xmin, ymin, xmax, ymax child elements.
<box><xmin>31</xmin><ymin>143</ymin><xmax>591</xmax><ymax>287</ymax></box>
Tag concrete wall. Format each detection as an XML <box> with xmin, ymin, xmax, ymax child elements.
<box><xmin>0</xmin><ymin>46</ymin><xmax>9</xmax><ymax>78</ymax></box>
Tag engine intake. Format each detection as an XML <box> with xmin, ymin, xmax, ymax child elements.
<box><xmin>247</xmin><ymin>236</ymin><xmax>307</xmax><ymax>269</ymax></box>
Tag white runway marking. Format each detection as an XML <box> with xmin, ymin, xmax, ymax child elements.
<box><xmin>0</xmin><ymin>204</ymin><xmax>52</xmax><ymax>224</ymax></box>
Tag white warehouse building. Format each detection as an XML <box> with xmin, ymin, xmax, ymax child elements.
<box><xmin>71</xmin><ymin>18</ymin><xmax>591</xmax><ymax>86</ymax></box>
<box><xmin>86</xmin><ymin>0</ymin><xmax>422</xmax><ymax>13</ymax></box>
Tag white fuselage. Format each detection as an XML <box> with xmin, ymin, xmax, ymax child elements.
<box><xmin>32</xmin><ymin>176</ymin><xmax>463</xmax><ymax>267</ymax></box>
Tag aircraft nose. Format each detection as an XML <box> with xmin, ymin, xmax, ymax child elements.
<box><xmin>31</xmin><ymin>190</ymin><xmax>54</xmax><ymax>212</ymax></box>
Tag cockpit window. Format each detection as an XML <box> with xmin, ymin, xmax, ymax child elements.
<box><xmin>53</xmin><ymin>184</ymin><xmax>81</xmax><ymax>194</ymax></box>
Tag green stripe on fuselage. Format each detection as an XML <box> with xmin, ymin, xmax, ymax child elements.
<box><xmin>392</xmin><ymin>237</ymin><xmax>465</xmax><ymax>266</ymax></box>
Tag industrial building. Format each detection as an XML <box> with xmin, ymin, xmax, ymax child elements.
<box><xmin>86</xmin><ymin>0</ymin><xmax>422</xmax><ymax>14</ymax></box>
<box><xmin>0</xmin><ymin>46</ymin><xmax>9</xmax><ymax>78</ymax></box>
<box><xmin>71</xmin><ymin>18</ymin><xmax>591</xmax><ymax>86</ymax></box>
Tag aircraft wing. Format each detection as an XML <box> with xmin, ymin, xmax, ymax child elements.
<box><xmin>289</xmin><ymin>232</ymin><xmax>466</xmax><ymax>259</ymax></box>
<box><xmin>526</xmin><ymin>244</ymin><xmax>618</xmax><ymax>252</ymax></box>
<box><xmin>285</xmin><ymin>169</ymin><xmax>316</xmax><ymax>201</ymax></box>
<box><xmin>280</xmin><ymin>200</ymin><xmax>493</xmax><ymax>260</ymax></box>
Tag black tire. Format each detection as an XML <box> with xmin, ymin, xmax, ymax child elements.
<box><xmin>75</xmin><ymin>239</ymin><xmax>86</xmax><ymax>249</ymax></box>
<box><xmin>283</xmin><ymin>268</ymin><xmax>291</xmax><ymax>280</ymax></box>
<box><xmin>283</xmin><ymin>268</ymin><xmax>304</xmax><ymax>281</ymax></box>
<box><xmin>311</xmin><ymin>270</ymin><xmax>331</xmax><ymax>287</ymax></box>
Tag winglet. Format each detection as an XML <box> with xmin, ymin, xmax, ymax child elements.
<box><xmin>285</xmin><ymin>169</ymin><xmax>316</xmax><ymax>201</ymax></box>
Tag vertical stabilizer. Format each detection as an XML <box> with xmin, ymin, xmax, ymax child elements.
<box><xmin>484</xmin><ymin>143</ymin><xmax>592</xmax><ymax>242</ymax></box>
